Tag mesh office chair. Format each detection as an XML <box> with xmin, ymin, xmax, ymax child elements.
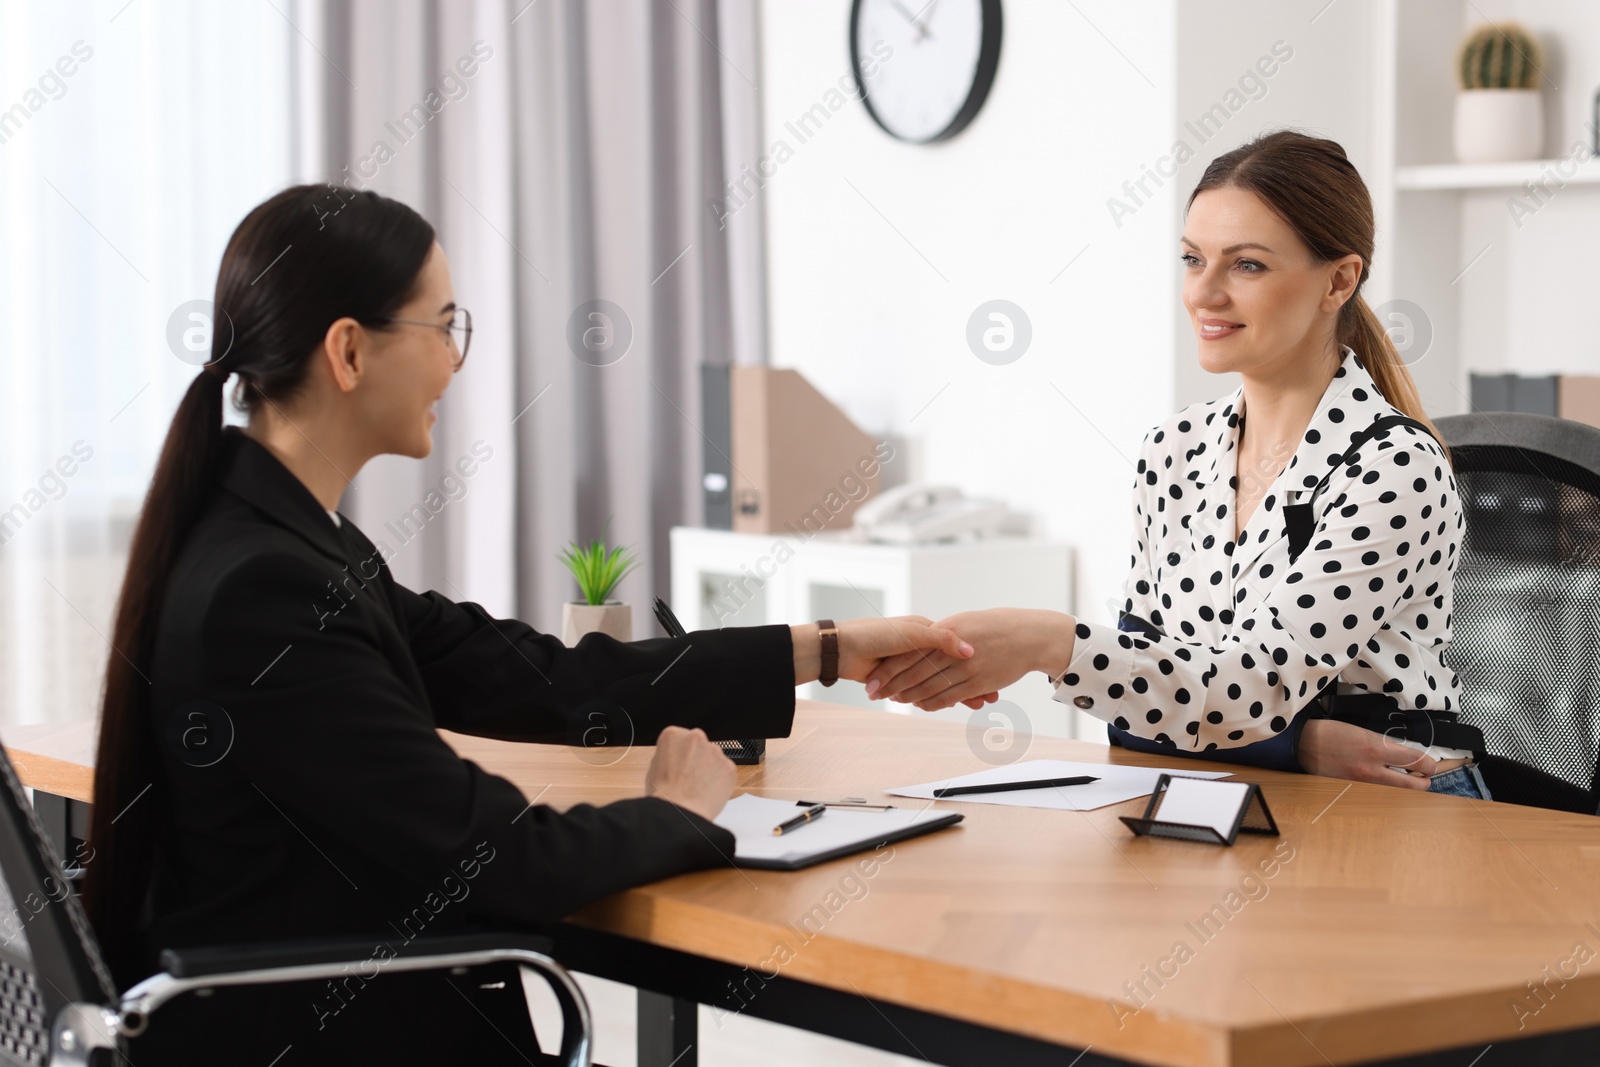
<box><xmin>1436</xmin><ymin>412</ymin><xmax>1600</xmax><ymax>814</ymax></box>
<box><xmin>0</xmin><ymin>740</ymin><xmax>592</xmax><ymax>1065</ymax></box>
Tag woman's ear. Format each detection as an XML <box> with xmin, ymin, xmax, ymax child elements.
<box><xmin>322</xmin><ymin>316</ymin><xmax>364</xmax><ymax>393</ymax></box>
<box><xmin>1323</xmin><ymin>254</ymin><xmax>1364</xmax><ymax>313</ymax></box>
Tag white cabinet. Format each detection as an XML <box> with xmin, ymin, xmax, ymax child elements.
<box><xmin>669</xmin><ymin>527</ymin><xmax>1086</xmax><ymax>741</ymax></box>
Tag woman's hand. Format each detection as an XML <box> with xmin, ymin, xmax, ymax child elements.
<box><xmin>1296</xmin><ymin>718</ymin><xmax>1439</xmax><ymax>790</ymax></box>
<box><xmin>838</xmin><ymin>616</ymin><xmax>974</xmax><ymax>681</ymax></box>
<box><xmin>863</xmin><ymin>608</ymin><xmax>1075</xmax><ymax>711</ymax></box>
<box><xmin>645</xmin><ymin>725</ymin><xmax>737</xmax><ymax>821</ymax></box>
<box><xmin>790</xmin><ymin>617</ymin><xmax>998</xmax><ymax>711</ymax></box>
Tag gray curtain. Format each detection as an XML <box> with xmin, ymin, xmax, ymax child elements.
<box><xmin>302</xmin><ymin>0</ymin><xmax>763</xmax><ymax>637</ymax></box>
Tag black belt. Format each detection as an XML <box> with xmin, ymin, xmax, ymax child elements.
<box><xmin>1312</xmin><ymin>691</ymin><xmax>1486</xmax><ymax>760</ymax></box>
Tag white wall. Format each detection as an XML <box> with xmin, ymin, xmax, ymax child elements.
<box><xmin>757</xmin><ymin>0</ymin><xmax>1179</xmax><ymax>739</ymax></box>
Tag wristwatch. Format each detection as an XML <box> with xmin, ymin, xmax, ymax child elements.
<box><xmin>817</xmin><ymin>619</ymin><xmax>839</xmax><ymax>687</ymax></box>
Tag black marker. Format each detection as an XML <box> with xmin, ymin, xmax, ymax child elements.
<box><xmin>653</xmin><ymin>596</ymin><xmax>688</xmax><ymax>638</ymax></box>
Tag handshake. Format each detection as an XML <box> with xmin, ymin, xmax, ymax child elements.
<box><xmin>823</xmin><ymin>607</ymin><xmax>1075</xmax><ymax>711</ymax></box>
<box><xmin>647</xmin><ymin>608</ymin><xmax>1076</xmax><ymax>822</ymax></box>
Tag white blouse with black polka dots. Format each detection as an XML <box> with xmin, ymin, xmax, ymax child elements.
<box><xmin>1052</xmin><ymin>346</ymin><xmax>1465</xmax><ymax>755</ymax></box>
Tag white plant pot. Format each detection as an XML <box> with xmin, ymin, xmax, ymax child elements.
<box><xmin>1453</xmin><ymin>89</ymin><xmax>1543</xmax><ymax>163</ymax></box>
<box><xmin>561</xmin><ymin>601</ymin><xmax>631</xmax><ymax>646</ymax></box>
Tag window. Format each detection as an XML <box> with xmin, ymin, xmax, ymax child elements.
<box><xmin>0</xmin><ymin>1</ymin><xmax>295</xmax><ymax>724</ymax></box>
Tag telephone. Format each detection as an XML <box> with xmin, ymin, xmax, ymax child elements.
<box><xmin>851</xmin><ymin>484</ymin><xmax>1008</xmax><ymax>544</ymax></box>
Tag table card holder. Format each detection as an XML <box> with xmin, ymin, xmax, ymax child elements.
<box><xmin>716</xmin><ymin>738</ymin><xmax>766</xmax><ymax>765</ymax></box>
<box><xmin>1119</xmin><ymin>774</ymin><xmax>1279</xmax><ymax>846</ymax></box>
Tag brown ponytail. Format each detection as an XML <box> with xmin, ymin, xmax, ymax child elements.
<box><xmin>1186</xmin><ymin>129</ymin><xmax>1452</xmax><ymax>466</ymax></box>
<box><xmin>1343</xmin><ymin>294</ymin><xmax>1451</xmax><ymax>464</ymax></box>
<box><xmin>84</xmin><ymin>185</ymin><xmax>435</xmax><ymax>983</ymax></box>
<box><xmin>83</xmin><ymin>368</ymin><xmax>227</xmax><ymax>981</ymax></box>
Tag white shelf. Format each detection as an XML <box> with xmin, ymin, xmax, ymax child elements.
<box><xmin>1375</xmin><ymin>0</ymin><xmax>1600</xmax><ymax>398</ymax></box>
<box><xmin>1396</xmin><ymin>156</ymin><xmax>1600</xmax><ymax>191</ymax></box>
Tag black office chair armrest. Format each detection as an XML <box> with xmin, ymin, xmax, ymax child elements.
<box><xmin>116</xmin><ymin>931</ymin><xmax>591</xmax><ymax>1066</ymax></box>
<box><xmin>157</xmin><ymin>929</ymin><xmax>555</xmax><ymax>978</ymax></box>
<box><xmin>1476</xmin><ymin>754</ymin><xmax>1597</xmax><ymax>815</ymax></box>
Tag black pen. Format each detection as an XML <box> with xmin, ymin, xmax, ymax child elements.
<box><xmin>773</xmin><ymin>803</ymin><xmax>827</xmax><ymax>836</ymax></box>
<box><xmin>653</xmin><ymin>596</ymin><xmax>688</xmax><ymax>638</ymax></box>
<box><xmin>932</xmin><ymin>775</ymin><xmax>1099</xmax><ymax>798</ymax></box>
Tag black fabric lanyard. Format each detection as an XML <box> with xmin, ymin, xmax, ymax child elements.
<box><xmin>1283</xmin><ymin>414</ymin><xmax>1437</xmax><ymax>564</ymax></box>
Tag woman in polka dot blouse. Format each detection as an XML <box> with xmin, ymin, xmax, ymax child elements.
<box><xmin>866</xmin><ymin>130</ymin><xmax>1486</xmax><ymax>799</ymax></box>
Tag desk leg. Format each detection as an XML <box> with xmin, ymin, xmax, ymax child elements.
<box><xmin>31</xmin><ymin>790</ymin><xmax>88</xmax><ymax>865</ymax></box>
<box><xmin>637</xmin><ymin>988</ymin><xmax>697</xmax><ymax>1067</ymax></box>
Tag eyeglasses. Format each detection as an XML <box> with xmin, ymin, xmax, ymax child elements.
<box><xmin>364</xmin><ymin>307</ymin><xmax>473</xmax><ymax>371</ymax></box>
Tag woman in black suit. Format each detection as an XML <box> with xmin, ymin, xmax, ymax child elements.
<box><xmin>84</xmin><ymin>184</ymin><xmax>981</xmax><ymax>1063</ymax></box>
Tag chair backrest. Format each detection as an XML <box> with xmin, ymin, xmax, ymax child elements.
<box><xmin>1436</xmin><ymin>412</ymin><xmax>1600</xmax><ymax>814</ymax></box>
<box><xmin>0</xmin><ymin>738</ymin><xmax>118</xmax><ymax>1064</ymax></box>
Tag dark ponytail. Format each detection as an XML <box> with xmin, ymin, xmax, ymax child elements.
<box><xmin>84</xmin><ymin>185</ymin><xmax>435</xmax><ymax>982</ymax></box>
<box><xmin>1186</xmin><ymin>129</ymin><xmax>1452</xmax><ymax>466</ymax></box>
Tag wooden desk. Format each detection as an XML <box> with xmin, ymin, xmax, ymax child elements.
<box><xmin>8</xmin><ymin>704</ymin><xmax>1600</xmax><ymax>1067</ymax></box>
<box><xmin>5</xmin><ymin>719</ymin><xmax>96</xmax><ymax>861</ymax></box>
<box><xmin>4</xmin><ymin>720</ymin><xmax>96</xmax><ymax>804</ymax></box>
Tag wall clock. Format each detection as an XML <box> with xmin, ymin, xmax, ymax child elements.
<box><xmin>850</xmin><ymin>0</ymin><xmax>1003</xmax><ymax>144</ymax></box>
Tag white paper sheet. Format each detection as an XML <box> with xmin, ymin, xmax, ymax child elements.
<box><xmin>886</xmin><ymin>759</ymin><xmax>1233</xmax><ymax>812</ymax></box>
<box><xmin>1152</xmin><ymin>777</ymin><xmax>1252</xmax><ymax>838</ymax></box>
<box><xmin>713</xmin><ymin>793</ymin><xmax>957</xmax><ymax>865</ymax></box>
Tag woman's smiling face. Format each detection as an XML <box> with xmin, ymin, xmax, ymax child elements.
<box><xmin>362</xmin><ymin>241</ymin><xmax>460</xmax><ymax>459</ymax></box>
<box><xmin>1181</xmin><ymin>185</ymin><xmax>1362</xmax><ymax>380</ymax></box>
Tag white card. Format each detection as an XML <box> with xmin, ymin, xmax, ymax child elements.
<box><xmin>1152</xmin><ymin>776</ymin><xmax>1253</xmax><ymax>839</ymax></box>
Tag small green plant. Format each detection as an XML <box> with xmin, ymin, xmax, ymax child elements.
<box><xmin>1457</xmin><ymin>22</ymin><xmax>1542</xmax><ymax>90</ymax></box>
<box><xmin>558</xmin><ymin>529</ymin><xmax>640</xmax><ymax>606</ymax></box>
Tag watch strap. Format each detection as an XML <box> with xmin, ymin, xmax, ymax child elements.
<box><xmin>817</xmin><ymin>619</ymin><xmax>839</xmax><ymax>687</ymax></box>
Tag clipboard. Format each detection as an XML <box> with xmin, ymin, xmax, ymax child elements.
<box><xmin>713</xmin><ymin>795</ymin><xmax>963</xmax><ymax>870</ymax></box>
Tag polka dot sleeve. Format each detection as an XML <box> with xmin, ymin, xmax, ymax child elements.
<box><xmin>1119</xmin><ymin>429</ymin><xmax>1164</xmax><ymax>627</ymax></box>
<box><xmin>1051</xmin><ymin>431</ymin><xmax>1462</xmax><ymax>752</ymax></box>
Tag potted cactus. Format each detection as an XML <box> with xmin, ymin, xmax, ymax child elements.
<box><xmin>1454</xmin><ymin>22</ymin><xmax>1545</xmax><ymax>163</ymax></box>
<box><xmin>558</xmin><ymin>528</ymin><xmax>640</xmax><ymax>646</ymax></box>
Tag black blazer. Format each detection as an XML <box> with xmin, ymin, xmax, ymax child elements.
<box><xmin>141</xmin><ymin>426</ymin><xmax>796</xmax><ymax>967</ymax></box>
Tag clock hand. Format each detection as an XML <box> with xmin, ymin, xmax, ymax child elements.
<box><xmin>888</xmin><ymin>0</ymin><xmax>918</xmax><ymax>23</ymax></box>
<box><xmin>889</xmin><ymin>0</ymin><xmax>930</xmax><ymax>40</ymax></box>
